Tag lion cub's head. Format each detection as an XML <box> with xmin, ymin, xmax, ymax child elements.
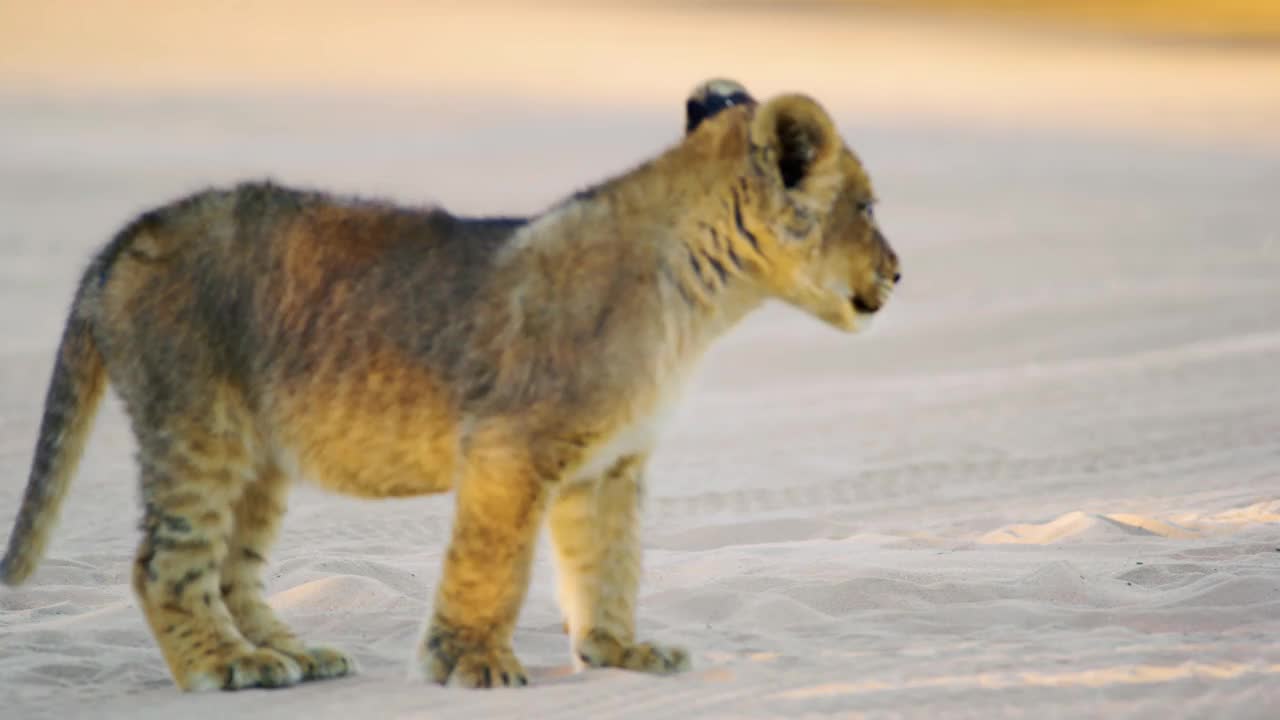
<box><xmin>687</xmin><ymin>80</ymin><xmax>901</xmax><ymax>333</ymax></box>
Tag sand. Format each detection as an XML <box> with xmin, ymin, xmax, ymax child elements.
<box><xmin>2</xmin><ymin>3</ymin><xmax>1279</xmax><ymax>718</ymax></box>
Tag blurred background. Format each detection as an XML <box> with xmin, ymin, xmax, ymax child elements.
<box><xmin>3</xmin><ymin>2</ymin><xmax>1278</xmax><ymax>201</ymax></box>
<box><xmin>3</xmin><ymin>1</ymin><xmax>1279</xmax><ymax>200</ymax></box>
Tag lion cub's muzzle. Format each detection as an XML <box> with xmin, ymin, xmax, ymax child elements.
<box><xmin>851</xmin><ymin>293</ymin><xmax>882</xmax><ymax>314</ymax></box>
<box><xmin>852</xmin><ymin>228</ymin><xmax>901</xmax><ymax>316</ymax></box>
<box><xmin>851</xmin><ymin>266</ymin><xmax>900</xmax><ymax>315</ymax></box>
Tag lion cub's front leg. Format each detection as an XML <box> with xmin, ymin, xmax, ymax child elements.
<box><xmin>549</xmin><ymin>454</ymin><xmax>690</xmax><ymax>675</ymax></box>
<box><xmin>417</xmin><ymin>442</ymin><xmax>549</xmax><ymax>688</ymax></box>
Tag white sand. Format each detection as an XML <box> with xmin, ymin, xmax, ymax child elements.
<box><xmin>2</xmin><ymin>3</ymin><xmax>1279</xmax><ymax>718</ymax></box>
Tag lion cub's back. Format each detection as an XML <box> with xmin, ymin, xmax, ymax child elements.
<box><xmin>96</xmin><ymin>180</ymin><xmax>511</xmax><ymax>379</ymax></box>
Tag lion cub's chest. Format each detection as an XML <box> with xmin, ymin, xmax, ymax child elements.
<box><xmin>563</xmin><ymin>317</ymin><xmax>716</xmax><ymax>482</ymax></box>
<box><xmin>569</xmin><ymin>389</ymin><xmax>683</xmax><ymax>483</ymax></box>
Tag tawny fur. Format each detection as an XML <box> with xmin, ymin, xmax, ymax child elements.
<box><xmin>1</xmin><ymin>80</ymin><xmax>899</xmax><ymax>692</ymax></box>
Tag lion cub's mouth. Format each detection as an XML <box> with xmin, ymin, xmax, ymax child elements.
<box><xmin>850</xmin><ymin>294</ymin><xmax>880</xmax><ymax>314</ymax></box>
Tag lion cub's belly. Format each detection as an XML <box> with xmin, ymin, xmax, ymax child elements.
<box><xmin>272</xmin><ymin>367</ymin><xmax>686</xmax><ymax>492</ymax></box>
<box><xmin>271</xmin><ymin>387</ymin><xmax>461</xmax><ymax>498</ymax></box>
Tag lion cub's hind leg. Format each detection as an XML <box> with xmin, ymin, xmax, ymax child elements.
<box><xmin>549</xmin><ymin>454</ymin><xmax>690</xmax><ymax>675</ymax></box>
<box><xmin>132</xmin><ymin>415</ymin><xmax>302</xmax><ymax>691</ymax></box>
<box><xmin>220</xmin><ymin>465</ymin><xmax>354</xmax><ymax>682</ymax></box>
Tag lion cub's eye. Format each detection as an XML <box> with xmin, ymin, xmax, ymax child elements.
<box><xmin>856</xmin><ymin>201</ymin><xmax>875</xmax><ymax>221</ymax></box>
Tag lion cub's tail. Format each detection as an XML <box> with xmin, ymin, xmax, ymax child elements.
<box><xmin>1</xmin><ymin>279</ymin><xmax>107</xmax><ymax>586</ymax></box>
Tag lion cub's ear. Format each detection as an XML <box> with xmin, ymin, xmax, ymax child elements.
<box><xmin>750</xmin><ymin>94</ymin><xmax>842</xmax><ymax>200</ymax></box>
<box><xmin>686</xmin><ymin>78</ymin><xmax>756</xmax><ymax>133</ymax></box>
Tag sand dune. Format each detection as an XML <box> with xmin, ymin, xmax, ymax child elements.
<box><xmin>3</xmin><ymin>3</ymin><xmax>1280</xmax><ymax>719</ymax></box>
<box><xmin>979</xmin><ymin>501</ymin><xmax>1280</xmax><ymax>544</ymax></box>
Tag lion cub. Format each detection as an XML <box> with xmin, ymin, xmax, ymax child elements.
<box><xmin>2</xmin><ymin>79</ymin><xmax>899</xmax><ymax>691</ymax></box>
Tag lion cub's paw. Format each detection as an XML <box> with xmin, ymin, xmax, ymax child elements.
<box><xmin>577</xmin><ymin>628</ymin><xmax>691</xmax><ymax>675</ymax></box>
<box><xmin>183</xmin><ymin>647</ymin><xmax>304</xmax><ymax>692</ymax></box>
<box><xmin>421</xmin><ymin>632</ymin><xmax>528</xmax><ymax>688</ymax></box>
<box><xmin>274</xmin><ymin>645</ymin><xmax>355</xmax><ymax>681</ymax></box>
<box><xmin>447</xmin><ymin>647</ymin><xmax>528</xmax><ymax>689</ymax></box>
